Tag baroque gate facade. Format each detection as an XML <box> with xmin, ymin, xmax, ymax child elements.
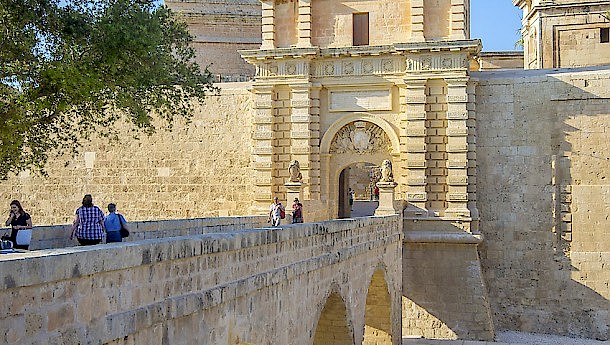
<box><xmin>241</xmin><ymin>0</ymin><xmax>480</xmax><ymax>231</ymax></box>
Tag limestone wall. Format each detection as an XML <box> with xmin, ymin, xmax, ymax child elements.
<box><xmin>0</xmin><ymin>216</ymin><xmax>403</xmax><ymax>345</ymax></box>
<box><xmin>475</xmin><ymin>52</ymin><xmax>524</xmax><ymax>71</ymax></box>
<box><xmin>165</xmin><ymin>0</ymin><xmax>261</xmax><ymax>78</ymax></box>
<box><xmin>0</xmin><ymin>83</ymin><xmax>256</xmax><ymax>225</ymax></box>
<box><xmin>311</xmin><ymin>0</ymin><xmax>412</xmax><ymax>48</ymax></box>
<box><xmin>474</xmin><ymin>66</ymin><xmax>610</xmax><ymax>340</ymax></box>
<box><xmin>515</xmin><ymin>0</ymin><xmax>610</xmax><ymax>69</ymax></box>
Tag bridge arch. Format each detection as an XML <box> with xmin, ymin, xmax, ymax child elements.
<box><xmin>362</xmin><ymin>268</ymin><xmax>393</xmax><ymax>344</ymax></box>
<box><xmin>312</xmin><ymin>285</ymin><xmax>354</xmax><ymax>345</ymax></box>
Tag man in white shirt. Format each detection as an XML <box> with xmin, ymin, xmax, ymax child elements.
<box><xmin>268</xmin><ymin>197</ymin><xmax>284</xmax><ymax>226</ymax></box>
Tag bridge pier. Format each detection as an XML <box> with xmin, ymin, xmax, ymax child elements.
<box><xmin>402</xmin><ymin>219</ymin><xmax>495</xmax><ymax>340</ymax></box>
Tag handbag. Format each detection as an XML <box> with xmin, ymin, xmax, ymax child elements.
<box><xmin>118</xmin><ymin>214</ymin><xmax>129</xmax><ymax>238</ymax></box>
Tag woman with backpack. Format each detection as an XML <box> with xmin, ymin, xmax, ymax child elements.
<box><xmin>292</xmin><ymin>198</ymin><xmax>303</xmax><ymax>224</ymax></box>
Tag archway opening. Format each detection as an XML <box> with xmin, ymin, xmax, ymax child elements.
<box><xmin>362</xmin><ymin>269</ymin><xmax>392</xmax><ymax>345</ymax></box>
<box><xmin>312</xmin><ymin>292</ymin><xmax>353</xmax><ymax>345</ymax></box>
<box><xmin>338</xmin><ymin>162</ymin><xmax>380</xmax><ymax>218</ymax></box>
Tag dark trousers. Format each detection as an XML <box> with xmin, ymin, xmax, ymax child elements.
<box><xmin>77</xmin><ymin>238</ymin><xmax>101</xmax><ymax>246</ymax></box>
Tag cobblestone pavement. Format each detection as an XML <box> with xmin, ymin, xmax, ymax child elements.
<box><xmin>403</xmin><ymin>331</ymin><xmax>610</xmax><ymax>345</ymax></box>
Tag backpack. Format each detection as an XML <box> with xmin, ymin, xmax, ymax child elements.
<box><xmin>279</xmin><ymin>206</ymin><xmax>285</xmax><ymax>219</ymax></box>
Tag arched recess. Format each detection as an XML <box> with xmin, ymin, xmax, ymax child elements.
<box><xmin>320</xmin><ymin>113</ymin><xmax>400</xmax><ymax>218</ymax></box>
<box><xmin>312</xmin><ymin>291</ymin><xmax>353</xmax><ymax>345</ymax></box>
<box><xmin>362</xmin><ymin>269</ymin><xmax>393</xmax><ymax>345</ymax></box>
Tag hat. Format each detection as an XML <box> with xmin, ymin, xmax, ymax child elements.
<box><xmin>294</xmin><ymin>198</ymin><xmax>299</xmax><ymax>201</ymax></box>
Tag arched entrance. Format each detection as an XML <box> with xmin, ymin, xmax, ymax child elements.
<box><xmin>338</xmin><ymin>162</ymin><xmax>380</xmax><ymax>218</ymax></box>
<box><xmin>320</xmin><ymin>114</ymin><xmax>400</xmax><ymax>219</ymax></box>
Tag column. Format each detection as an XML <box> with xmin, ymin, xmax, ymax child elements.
<box><xmin>402</xmin><ymin>79</ymin><xmax>428</xmax><ymax>217</ymax></box>
<box><xmin>297</xmin><ymin>0</ymin><xmax>312</xmax><ymax>47</ymax></box>
<box><xmin>250</xmin><ymin>85</ymin><xmax>275</xmax><ymax>214</ymax></box>
<box><xmin>449</xmin><ymin>0</ymin><xmax>468</xmax><ymax>40</ymax></box>
<box><xmin>445</xmin><ymin>77</ymin><xmax>470</xmax><ymax>219</ymax></box>
<box><xmin>410</xmin><ymin>0</ymin><xmax>425</xmax><ymax>42</ymax></box>
<box><xmin>261</xmin><ymin>0</ymin><xmax>275</xmax><ymax>49</ymax></box>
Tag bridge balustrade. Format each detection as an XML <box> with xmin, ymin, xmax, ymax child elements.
<box><xmin>0</xmin><ymin>215</ymin><xmax>403</xmax><ymax>345</ymax></box>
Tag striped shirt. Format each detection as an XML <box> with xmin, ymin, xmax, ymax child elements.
<box><xmin>75</xmin><ymin>206</ymin><xmax>105</xmax><ymax>240</ymax></box>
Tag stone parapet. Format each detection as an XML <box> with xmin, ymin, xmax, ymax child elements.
<box><xmin>0</xmin><ymin>216</ymin><xmax>268</xmax><ymax>251</ymax></box>
<box><xmin>0</xmin><ymin>216</ymin><xmax>403</xmax><ymax>345</ymax></box>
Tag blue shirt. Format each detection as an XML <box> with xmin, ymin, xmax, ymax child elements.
<box><xmin>104</xmin><ymin>212</ymin><xmax>127</xmax><ymax>232</ymax></box>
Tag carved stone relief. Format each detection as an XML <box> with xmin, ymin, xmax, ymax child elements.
<box><xmin>330</xmin><ymin>121</ymin><xmax>392</xmax><ymax>154</ymax></box>
<box><xmin>406</xmin><ymin>53</ymin><xmax>470</xmax><ymax>71</ymax></box>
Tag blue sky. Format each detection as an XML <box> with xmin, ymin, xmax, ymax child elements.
<box><xmin>471</xmin><ymin>0</ymin><xmax>523</xmax><ymax>51</ymax></box>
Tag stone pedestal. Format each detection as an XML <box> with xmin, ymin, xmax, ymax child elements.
<box><xmin>285</xmin><ymin>182</ymin><xmax>303</xmax><ymax>205</ymax></box>
<box><xmin>374</xmin><ymin>182</ymin><xmax>399</xmax><ymax>216</ymax></box>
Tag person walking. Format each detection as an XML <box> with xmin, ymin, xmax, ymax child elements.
<box><xmin>292</xmin><ymin>198</ymin><xmax>303</xmax><ymax>223</ymax></box>
<box><xmin>268</xmin><ymin>197</ymin><xmax>285</xmax><ymax>226</ymax></box>
<box><xmin>103</xmin><ymin>203</ymin><xmax>128</xmax><ymax>243</ymax></box>
<box><xmin>4</xmin><ymin>200</ymin><xmax>32</xmax><ymax>250</ymax></box>
<box><xmin>348</xmin><ymin>188</ymin><xmax>355</xmax><ymax>211</ymax></box>
<box><xmin>71</xmin><ymin>194</ymin><xmax>106</xmax><ymax>246</ymax></box>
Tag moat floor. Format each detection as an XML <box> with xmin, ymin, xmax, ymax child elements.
<box><xmin>403</xmin><ymin>331</ymin><xmax>610</xmax><ymax>345</ymax></box>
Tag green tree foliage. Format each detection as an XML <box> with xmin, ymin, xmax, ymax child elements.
<box><xmin>0</xmin><ymin>0</ymin><xmax>216</xmax><ymax>179</ymax></box>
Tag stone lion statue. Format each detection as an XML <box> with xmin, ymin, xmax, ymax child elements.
<box><xmin>379</xmin><ymin>159</ymin><xmax>394</xmax><ymax>182</ymax></box>
<box><xmin>288</xmin><ymin>160</ymin><xmax>302</xmax><ymax>183</ymax></box>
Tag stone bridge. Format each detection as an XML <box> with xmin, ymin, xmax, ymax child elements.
<box><xmin>0</xmin><ymin>215</ymin><xmax>403</xmax><ymax>345</ymax></box>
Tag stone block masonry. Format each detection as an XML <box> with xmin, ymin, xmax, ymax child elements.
<box><xmin>474</xmin><ymin>66</ymin><xmax>610</xmax><ymax>340</ymax></box>
<box><xmin>0</xmin><ymin>216</ymin><xmax>403</xmax><ymax>345</ymax></box>
<box><xmin>1</xmin><ymin>216</ymin><xmax>268</xmax><ymax>250</ymax></box>
<box><xmin>0</xmin><ymin>83</ymin><xmax>257</xmax><ymax>225</ymax></box>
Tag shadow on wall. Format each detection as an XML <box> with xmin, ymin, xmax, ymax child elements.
<box><xmin>474</xmin><ymin>65</ymin><xmax>610</xmax><ymax>340</ymax></box>
<box><xmin>402</xmin><ymin>221</ymin><xmax>494</xmax><ymax>340</ymax></box>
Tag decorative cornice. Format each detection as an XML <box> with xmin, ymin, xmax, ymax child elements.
<box><xmin>240</xmin><ymin>40</ymin><xmax>482</xmax><ymax>62</ymax></box>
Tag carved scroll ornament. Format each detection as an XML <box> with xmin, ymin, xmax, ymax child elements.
<box><xmin>329</xmin><ymin>121</ymin><xmax>391</xmax><ymax>154</ymax></box>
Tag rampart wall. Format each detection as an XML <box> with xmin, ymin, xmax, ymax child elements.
<box><xmin>474</xmin><ymin>66</ymin><xmax>610</xmax><ymax>340</ymax></box>
<box><xmin>0</xmin><ymin>216</ymin><xmax>403</xmax><ymax>345</ymax></box>
<box><xmin>0</xmin><ymin>83</ymin><xmax>256</xmax><ymax>225</ymax></box>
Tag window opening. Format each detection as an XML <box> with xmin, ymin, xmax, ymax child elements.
<box><xmin>353</xmin><ymin>13</ymin><xmax>369</xmax><ymax>46</ymax></box>
<box><xmin>601</xmin><ymin>28</ymin><xmax>609</xmax><ymax>43</ymax></box>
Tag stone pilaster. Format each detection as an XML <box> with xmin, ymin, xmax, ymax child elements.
<box><xmin>296</xmin><ymin>0</ymin><xmax>312</xmax><ymax>48</ymax></box>
<box><xmin>261</xmin><ymin>0</ymin><xmax>275</xmax><ymax>49</ymax></box>
<box><xmin>250</xmin><ymin>85</ymin><xmax>275</xmax><ymax>214</ymax></box>
<box><xmin>403</xmin><ymin>79</ymin><xmax>428</xmax><ymax>217</ymax></box>
<box><xmin>449</xmin><ymin>0</ymin><xmax>468</xmax><ymax>40</ymax></box>
<box><xmin>309</xmin><ymin>85</ymin><xmax>321</xmax><ymax>200</ymax></box>
<box><xmin>445</xmin><ymin>77</ymin><xmax>470</xmax><ymax>219</ymax></box>
<box><xmin>289</xmin><ymin>83</ymin><xmax>315</xmax><ymax>199</ymax></box>
<box><xmin>466</xmin><ymin>79</ymin><xmax>479</xmax><ymax>230</ymax></box>
<box><xmin>410</xmin><ymin>0</ymin><xmax>425</xmax><ymax>42</ymax></box>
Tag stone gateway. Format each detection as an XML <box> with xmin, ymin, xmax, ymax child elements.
<box><xmin>1</xmin><ymin>0</ymin><xmax>610</xmax><ymax>343</ymax></box>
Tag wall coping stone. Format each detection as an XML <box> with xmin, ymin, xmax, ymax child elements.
<box><xmin>0</xmin><ymin>215</ymin><xmax>401</xmax><ymax>290</ymax></box>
